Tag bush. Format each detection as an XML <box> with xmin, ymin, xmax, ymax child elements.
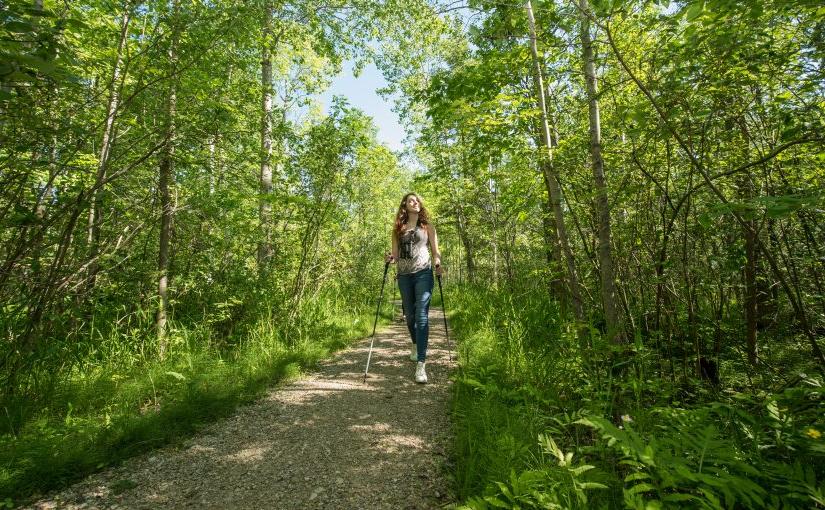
<box><xmin>448</xmin><ymin>283</ymin><xmax>825</xmax><ymax>509</ymax></box>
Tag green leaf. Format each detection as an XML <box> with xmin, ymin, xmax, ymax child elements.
<box><xmin>3</xmin><ymin>20</ymin><xmax>35</xmax><ymax>33</ymax></box>
<box><xmin>579</xmin><ymin>482</ymin><xmax>609</xmax><ymax>490</ymax></box>
<box><xmin>63</xmin><ymin>17</ymin><xmax>89</xmax><ymax>31</ymax></box>
<box><xmin>662</xmin><ymin>493</ymin><xmax>698</xmax><ymax>502</ymax></box>
<box><xmin>626</xmin><ymin>482</ymin><xmax>656</xmax><ymax>495</ymax></box>
<box><xmin>625</xmin><ymin>472</ymin><xmax>651</xmax><ymax>482</ymax></box>
<box><xmin>5</xmin><ymin>71</ymin><xmax>32</xmax><ymax>83</ymax></box>
<box><xmin>570</xmin><ymin>464</ymin><xmax>595</xmax><ymax>476</ymax></box>
<box><xmin>482</xmin><ymin>496</ymin><xmax>510</xmax><ymax>508</ymax></box>
<box><xmin>685</xmin><ymin>2</ymin><xmax>704</xmax><ymax>21</ymax></box>
<box><xmin>17</xmin><ymin>54</ymin><xmax>57</xmax><ymax>74</ymax></box>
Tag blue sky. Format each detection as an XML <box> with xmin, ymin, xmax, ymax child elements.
<box><xmin>317</xmin><ymin>61</ymin><xmax>407</xmax><ymax>152</ymax></box>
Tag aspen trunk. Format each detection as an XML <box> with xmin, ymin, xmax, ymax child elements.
<box><xmin>541</xmin><ymin>194</ymin><xmax>565</xmax><ymax>300</ymax></box>
<box><xmin>258</xmin><ymin>1</ymin><xmax>274</xmax><ymax>273</ymax></box>
<box><xmin>456</xmin><ymin>200</ymin><xmax>475</xmax><ymax>284</ymax></box>
<box><xmin>87</xmin><ymin>5</ymin><xmax>132</xmax><ymax>289</ymax></box>
<box><xmin>489</xmin><ymin>157</ymin><xmax>499</xmax><ymax>288</ymax></box>
<box><xmin>541</xmin><ymin>88</ymin><xmax>566</xmax><ymax>302</ymax></box>
<box><xmin>525</xmin><ymin>0</ymin><xmax>584</xmax><ymax>322</ymax></box>
<box><xmin>157</xmin><ymin>0</ymin><xmax>180</xmax><ymax>355</ymax></box>
<box><xmin>577</xmin><ymin>0</ymin><xmax>623</xmax><ymax>342</ymax></box>
<box><xmin>742</xmin><ymin>187</ymin><xmax>759</xmax><ymax>366</ymax></box>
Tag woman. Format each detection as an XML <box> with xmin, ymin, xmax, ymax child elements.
<box><xmin>385</xmin><ymin>192</ymin><xmax>443</xmax><ymax>384</ymax></box>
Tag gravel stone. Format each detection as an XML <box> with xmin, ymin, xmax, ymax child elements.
<box><xmin>27</xmin><ymin>307</ymin><xmax>455</xmax><ymax>509</ymax></box>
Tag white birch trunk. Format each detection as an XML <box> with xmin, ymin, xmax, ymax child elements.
<box><xmin>87</xmin><ymin>5</ymin><xmax>132</xmax><ymax>289</ymax></box>
<box><xmin>157</xmin><ymin>0</ymin><xmax>180</xmax><ymax>354</ymax></box>
<box><xmin>578</xmin><ymin>0</ymin><xmax>623</xmax><ymax>343</ymax></box>
<box><xmin>525</xmin><ymin>0</ymin><xmax>584</xmax><ymax>322</ymax></box>
<box><xmin>258</xmin><ymin>2</ymin><xmax>274</xmax><ymax>273</ymax></box>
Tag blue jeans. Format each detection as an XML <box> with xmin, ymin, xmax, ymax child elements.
<box><xmin>397</xmin><ymin>267</ymin><xmax>433</xmax><ymax>362</ymax></box>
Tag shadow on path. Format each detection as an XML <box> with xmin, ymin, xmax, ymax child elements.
<box><xmin>30</xmin><ymin>307</ymin><xmax>455</xmax><ymax>510</ymax></box>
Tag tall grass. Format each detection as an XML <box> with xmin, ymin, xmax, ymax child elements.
<box><xmin>448</xmin><ymin>283</ymin><xmax>825</xmax><ymax>509</ymax></box>
<box><xmin>0</xmin><ymin>292</ymin><xmax>392</xmax><ymax>503</ymax></box>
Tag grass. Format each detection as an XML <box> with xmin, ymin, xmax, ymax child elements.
<box><xmin>0</xmin><ymin>295</ymin><xmax>393</xmax><ymax>504</ymax></box>
<box><xmin>446</xmin><ymin>283</ymin><xmax>825</xmax><ymax>509</ymax></box>
<box><xmin>447</xmin><ymin>286</ymin><xmax>570</xmax><ymax>500</ymax></box>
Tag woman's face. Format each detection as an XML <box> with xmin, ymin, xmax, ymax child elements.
<box><xmin>404</xmin><ymin>195</ymin><xmax>421</xmax><ymax>214</ymax></box>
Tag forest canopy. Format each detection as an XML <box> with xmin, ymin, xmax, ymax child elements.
<box><xmin>1</xmin><ymin>0</ymin><xmax>824</xmax><ymax>507</ymax></box>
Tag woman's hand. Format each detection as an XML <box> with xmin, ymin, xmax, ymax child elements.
<box><xmin>435</xmin><ymin>263</ymin><xmax>444</xmax><ymax>276</ymax></box>
<box><xmin>384</xmin><ymin>252</ymin><xmax>395</xmax><ymax>264</ymax></box>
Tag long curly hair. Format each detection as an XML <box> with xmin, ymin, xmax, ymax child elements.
<box><xmin>393</xmin><ymin>192</ymin><xmax>430</xmax><ymax>236</ymax></box>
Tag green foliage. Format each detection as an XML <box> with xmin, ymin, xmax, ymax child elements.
<box><xmin>461</xmin><ymin>435</ymin><xmax>608</xmax><ymax>509</ymax></box>
<box><xmin>580</xmin><ymin>414</ymin><xmax>767</xmax><ymax>508</ymax></box>
<box><xmin>449</xmin><ymin>284</ymin><xmax>603</xmax><ymax>504</ymax></box>
<box><xmin>2</xmin><ymin>0</ymin><xmax>825</xmax><ymax>506</ymax></box>
<box><xmin>416</xmin><ymin>0</ymin><xmax>825</xmax><ymax>508</ymax></box>
<box><xmin>449</xmin><ymin>283</ymin><xmax>825</xmax><ymax>509</ymax></box>
<box><xmin>575</xmin><ymin>382</ymin><xmax>825</xmax><ymax>509</ymax></box>
<box><xmin>0</xmin><ymin>293</ymin><xmax>390</xmax><ymax>502</ymax></box>
<box><xmin>1</xmin><ymin>0</ymin><xmax>435</xmax><ymax>502</ymax></box>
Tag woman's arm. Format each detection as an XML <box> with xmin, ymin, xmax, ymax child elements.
<box><xmin>428</xmin><ymin>224</ymin><xmax>442</xmax><ymax>273</ymax></box>
<box><xmin>386</xmin><ymin>229</ymin><xmax>399</xmax><ymax>263</ymax></box>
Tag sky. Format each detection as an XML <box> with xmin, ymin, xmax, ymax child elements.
<box><xmin>316</xmin><ymin>60</ymin><xmax>407</xmax><ymax>152</ymax></box>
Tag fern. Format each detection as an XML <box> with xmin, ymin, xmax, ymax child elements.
<box><xmin>458</xmin><ymin>433</ymin><xmax>607</xmax><ymax>510</ymax></box>
<box><xmin>577</xmin><ymin>414</ymin><xmax>768</xmax><ymax>508</ymax></box>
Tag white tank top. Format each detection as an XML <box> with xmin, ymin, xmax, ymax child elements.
<box><xmin>397</xmin><ymin>224</ymin><xmax>431</xmax><ymax>275</ymax></box>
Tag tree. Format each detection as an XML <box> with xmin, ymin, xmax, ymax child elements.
<box><xmin>576</xmin><ymin>0</ymin><xmax>623</xmax><ymax>343</ymax></box>
<box><xmin>525</xmin><ymin>0</ymin><xmax>584</xmax><ymax>323</ymax></box>
<box><xmin>156</xmin><ymin>0</ymin><xmax>181</xmax><ymax>354</ymax></box>
<box><xmin>87</xmin><ymin>1</ymin><xmax>134</xmax><ymax>292</ymax></box>
<box><xmin>258</xmin><ymin>1</ymin><xmax>275</xmax><ymax>273</ymax></box>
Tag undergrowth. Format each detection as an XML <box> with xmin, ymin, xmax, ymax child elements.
<box><xmin>448</xmin><ymin>283</ymin><xmax>825</xmax><ymax>509</ymax></box>
<box><xmin>0</xmin><ymin>292</ymin><xmax>392</xmax><ymax>504</ymax></box>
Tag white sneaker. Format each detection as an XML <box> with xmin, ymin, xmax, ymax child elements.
<box><xmin>409</xmin><ymin>343</ymin><xmax>418</xmax><ymax>361</ymax></box>
<box><xmin>415</xmin><ymin>362</ymin><xmax>427</xmax><ymax>384</ymax></box>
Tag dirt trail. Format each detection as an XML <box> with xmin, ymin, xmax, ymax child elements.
<box><xmin>29</xmin><ymin>307</ymin><xmax>455</xmax><ymax>509</ymax></box>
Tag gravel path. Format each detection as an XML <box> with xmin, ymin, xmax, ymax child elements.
<box><xmin>29</xmin><ymin>307</ymin><xmax>455</xmax><ymax>509</ymax></box>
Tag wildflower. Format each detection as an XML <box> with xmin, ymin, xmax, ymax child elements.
<box><xmin>621</xmin><ymin>414</ymin><xmax>633</xmax><ymax>423</ymax></box>
<box><xmin>805</xmin><ymin>428</ymin><xmax>821</xmax><ymax>439</ymax></box>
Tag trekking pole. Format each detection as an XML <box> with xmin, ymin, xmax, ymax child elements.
<box><xmin>436</xmin><ymin>274</ymin><xmax>452</xmax><ymax>362</ymax></box>
<box><xmin>364</xmin><ymin>261</ymin><xmax>391</xmax><ymax>382</ymax></box>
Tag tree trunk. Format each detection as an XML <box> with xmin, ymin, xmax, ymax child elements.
<box><xmin>525</xmin><ymin>0</ymin><xmax>584</xmax><ymax>323</ymax></box>
<box><xmin>258</xmin><ymin>1</ymin><xmax>274</xmax><ymax>273</ymax></box>
<box><xmin>489</xmin><ymin>156</ymin><xmax>499</xmax><ymax>288</ymax></box>
<box><xmin>456</xmin><ymin>202</ymin><xmax>474</xmax><ymax>284</ymax></box>
<box><xmin>578</xmin><ymin>0</ymin><xmax>623</xmax><ymax>343</ymax></box>
<box><xmin>742</xmin><ymin>180</ymin><xmax>759</xmax><ymax>366</ymax></box>
<box><xmin>541</xmin><ymin>88</ymin><xmax>565</xmax><ymax>302</ymax></box>
<box><xmin>157</xmin><ymin>0</ymin><xmax>180</xmax><ymax>355</ymax></box>
<box><xmin>87</xmin><ymin>4</ymin><xmax>132</xmax><ymax>290</ymax></box>
<box><xmin>541</xmin><ymin>195</ymin><xmax>565</xmax><ymax>300</ymax></box>
<box><xmin>605</xmin><ymin>23</ymin><xmax>825</xmax><ymax>369</ymax></box>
